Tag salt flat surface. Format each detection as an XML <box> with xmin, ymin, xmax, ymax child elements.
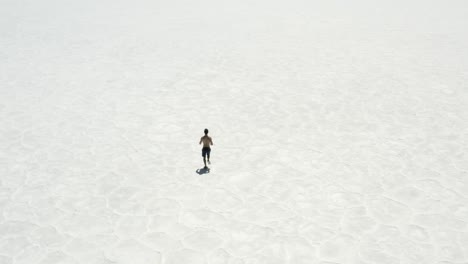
<box><xmin>1</xmin><ymin>0</ymin><xmax>468</xmax><ymax>263</ymax></box>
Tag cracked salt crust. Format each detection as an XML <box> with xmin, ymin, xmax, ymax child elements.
<box><xmin>1</xmin><ymin>0</ymin><xmax>468</xmax><ymax>263</ymax></box>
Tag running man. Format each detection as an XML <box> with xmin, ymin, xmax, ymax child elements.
<box><xmin>199</xmin><ymin>128</ymin><xmax>213</xmax><ymax>169</ymax></box>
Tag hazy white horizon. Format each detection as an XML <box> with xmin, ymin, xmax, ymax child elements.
<box><xmin>1</xmin><ymin>0</ymin><xmax>468</xmax><ymax>263</ymax></box>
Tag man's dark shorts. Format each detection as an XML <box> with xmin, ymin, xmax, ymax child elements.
<box><xmin>202</xmin><ymin>147</ymin><xmax>211</xmax><ymax>158</ymax></box>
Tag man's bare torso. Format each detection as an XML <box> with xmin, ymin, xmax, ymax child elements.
<box><xmin>200</xmin><ymin>136</ymin><xmax>213</xmax><ymax>148</ymax></box>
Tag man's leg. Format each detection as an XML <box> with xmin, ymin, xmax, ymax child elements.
<box><xmin>202</xmin><ymin>150</ymin><xmax>207</xmax><ymax>168</ymax></box>
<box><xmin>207</xmin><ymin>151</ymin><xmax>210</xmax><ymax>164</ymax></box>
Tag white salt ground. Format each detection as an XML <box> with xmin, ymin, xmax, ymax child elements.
<box><xmin>1</xmin><ymin>0</ymin><xmax>468</xmax><ymax>263</ymax></box>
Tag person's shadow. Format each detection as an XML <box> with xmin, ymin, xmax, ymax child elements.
<box><xmin>196</xmin><ymin>167</ymin><xmax>210</xmax><ymax>175</ymax></box>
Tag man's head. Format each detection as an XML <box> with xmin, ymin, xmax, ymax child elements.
<box><xmin>204</xmin><ymin>128</ymin><xmax>209</xmax><ymax>135</ymax></box>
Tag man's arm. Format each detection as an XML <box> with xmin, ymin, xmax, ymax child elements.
<box><xmin>210</xmin><ymin>137</ymin><xmax>213</xmax><ymax>145</ymax></box>
<box><xmin>199</xmin><ymin>138</ymin><xmax>202</xmax><ymax>145</ymax></box>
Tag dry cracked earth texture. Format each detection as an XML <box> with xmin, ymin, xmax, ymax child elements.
<box><xmin>1</xmin><ymin>0</ymin><xmax>468</xmax><ymax>263</ymax></box>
